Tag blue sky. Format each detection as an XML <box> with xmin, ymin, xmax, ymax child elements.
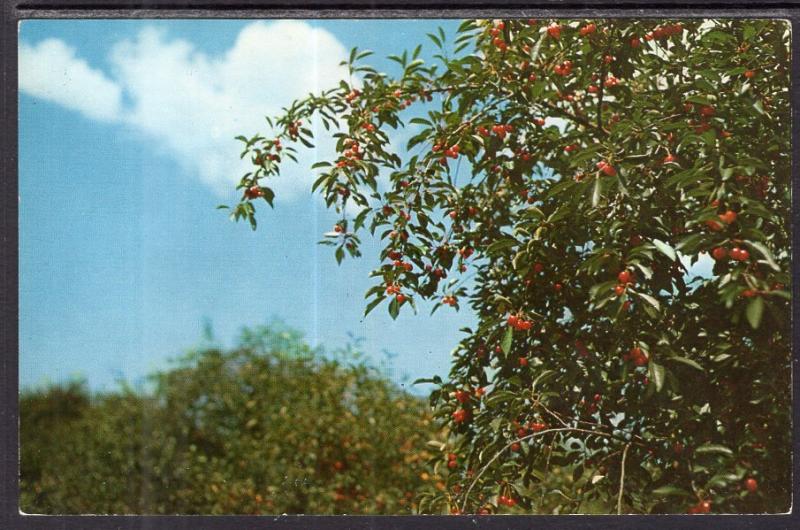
<box><xmin>18</xmin><ymin>18</ymin><xmax>474</xmax><ymax>393</ymax></box>
<box><xmin>19</xmin><ymin>18</ymin><xmax>715</xmax><ymax>394</ymax></box>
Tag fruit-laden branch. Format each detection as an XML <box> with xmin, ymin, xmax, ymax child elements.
<box><xmin>426</xmin><ymin>82</ymin><xmax>609</xmax><ymax>137</ymax></box>
<box><xmin>459</xmin><ymin>426</ymin><xmax>632</xmax><ymax>513</ymax></box>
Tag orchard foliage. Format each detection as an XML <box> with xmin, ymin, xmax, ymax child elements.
<box><xmin>228</xmin><ymin>19</ymin><xmax>791</xmax><ymax>513</ymax></box>
<box><xmin>20</xmin><ymin>325</ymin><xmax>437</xmax><ymax>514</ymax></box>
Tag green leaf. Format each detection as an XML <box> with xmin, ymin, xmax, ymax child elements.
<box><xmin>486</xmin><ymin>237</ymin><xmax>517</xmax><ymax>256</ymax></box>
<box><xmin>694</xmin><ymin>444</ymin><xmax>734</xmax><ymax>456</ymax></box>
<box><xmin>666</xmin><ymin>356</ymin><xmax>704</xmax><ymax>372</ymax></box>
<box><xmin>501</xmin><ymin>326</ymin><xmax>513</xmax><ymax>355</ymax></box>
<box><xmin>591</xmin><ymin>177</ymin><xmax>602</xmax><ymax>207</ymax></box>
<box><xmin>651</xmin><ymin>485</ymin><xmax>692</xmax><ymax>497</ymax></box>
<box><xmin>388</xmin><ymin>298</ymin><xmax>399</xmax><ymax>320</ymax></box>
<box><xmin>745</xmin><ymin>241</ymin><xmax>780</xmax><ymax>271</ymax></box>
<box><xmin>746</xmin><ymin>296</ymin><xmax>764</xmax><ymax>329</ymax></box>
<box><xmin>634</xmin><ymin>292</ymin><xmax>661</xmax><ymax>313</ymax></box>
<box><xmin>649</xmin><ymin>362</ymin><xmax>666</xmax><ymax>392</ymax></box>
<box><xmin>364</xmin><ymin>295</ymin><xmax>385</xmax><ymax>317</ymax></box>
<box><xmin>652</xmin><ymin>239</ymin><xmax>676</xmax><ymax>261</ymax></box>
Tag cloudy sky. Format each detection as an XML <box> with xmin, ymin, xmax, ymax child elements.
<box><xmin>18</xmin><ymin>18</ymin><xmax>473</xmax><ymax>392</ymax></box>
<box><xmin>19</xmin><ymin>18</ymin><xmax>714</xmax><ymax>393</ymax></box>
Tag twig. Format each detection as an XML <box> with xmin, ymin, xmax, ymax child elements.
<box><xmin>617</xmin><ymin>443</ymin><xmax>631</xmax><ymax>515</ymax></box>
<box><xmin>540</xmin><ymin>100</ymin><xmax>609</xmax><ymax>136</ymax></box>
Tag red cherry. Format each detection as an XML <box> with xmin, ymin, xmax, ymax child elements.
<box><xmin>533</xmin><ymin>262</ymin><xmax>544</xmax><ymax>273</ymax></box>
<box><xmin>700</xmin><ymin>105</ymin><xmax>715</xmax><ymax>117</ymax></box>
<box><xmin>741</xmin><ymin>289</ymin><xmax>757</xmax><ymax>298</ymax></box>
<box><xmin>618</xmin><ymin>270</ymin><xmax>633</xmax><ymax>284</ymax></box>
<box><xmin>455</xmin><ymin>390</ymin><xmax>470</xmax><ymax>403</ymax></box>
<box><xmin>245</xmin><ymin>185</ymin><xmax>263</xmax><ymax>199</ymax></box>
<box><xmin>719</xmin><ymin>210</ymin><xmax>738</xmax><ymax>224</ymax></box>
<box><xmin>534</xmin><ymin>117</ymin><xmax>546</xmax><ymax>126</ymax></box>
<box><xmin>395</xmin><ymin>293</ymin><xmax>406</xmax><ymax>304</ymax></box>
<box><xmin>705</xmin><ymin>219</ymin><xmax>723</xmax><ymax>232</ymax></box>
<box><xmin>631</xmin><ymin>37</ymin><xmax>641</xmax><ymax>48</ymax></box>
<box><xmin>744</xmin><ymin>70</ymin><xmax>755</xmax><ymax>79</ymax></box>
<box><xmin>507</xmin><ymin>315</ymin><xmax>519</xmax><ymax>328</ymax></box>
<box><xmin>593</xmin><ymin>393</ymin><xmax>602</xmax><ymax>402</ymax></box>
<box><xmin>452</xmin><ymin>409</ymin><xmax>468</xmax><ymax>423</ymax></box>
<box><xmin>614</xmin><ymin>284</ymin><xmax>626</xmax><ymax>296</ymax></box>
<box><xmin>553</xmin><ymin>282</ymin><xmax>563</xmax><ymax>292</ymax></box>
<box><xmin>732</xmin><ymin>247</ymin><xmax>750</xmax><ymax>261</ymax></box>
<box><xmin>744</xmin><ymin>477</ymin><xmax>758</xmax><ymax>493</ymax></box>
<box><xmin>601</xmin><ymin>163</ymin><xmax>617</xmax><ymax>176</ymax></box>
<box><xmin>518</xmin><ymin>357</ymin><xmax>529</xmax><ymax>367</ymax></box>
<box><xmin>510</xmin><ymin>442</ymin><xmax>521</xmax><ymax>452</ymax></box>
<box><xmin>711</xmin><ymin>247</ymin><xmax>728</xmax><ymax>261</ymax></box>
<box><xmin>547</xmin><ymin>23</ymin><xmax>562</xmax><ymax>39</ymax></box>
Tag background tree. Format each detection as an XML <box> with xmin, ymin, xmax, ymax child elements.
<box><xmin>20</xmin><ymin>323</ymin><xmax>437</xmax><ymax>514</ymax></box>
<box><xmin>227</xmin><ymin>18</ymin><xmax>791</xmax><ymax>514</ymax></box>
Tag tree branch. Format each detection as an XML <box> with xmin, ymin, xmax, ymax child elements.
<box><xmin>459</xmin><ymin>426</ymin><xmax>618</xmax><ymax>513</ymax></box>
<box><xmin>540</xmin><ymin>100</ymin><xmax>609</xmax><ymax>136</ymax></box>
<box><xmin>617</xmin><ymin>443</ymin><xmax>631</xmax><ymax>515</ymax></box>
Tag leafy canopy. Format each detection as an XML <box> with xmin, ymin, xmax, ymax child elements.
<box><xmin>227</xmin><ymin>19</ymin><xmax>791</xmax><ymax>514</ymax></box>
<box><xmin>20</xmin><ymin>324</ymin><xmax>437</xmax><ymax>514</ymax></box>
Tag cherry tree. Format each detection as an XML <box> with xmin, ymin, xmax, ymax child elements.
<box><xmin>225</xmin><ymin>18</ymin><xmax>791</xmax><ymax>514</ymax></box>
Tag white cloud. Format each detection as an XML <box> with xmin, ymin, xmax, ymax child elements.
<box><xmin>19</xmin><ymin>38</ymin><xmax>123</xmax><ymax>122</ymax></box>
<box><xmin>19</xmin><ymin>21</ymin><xmax>352</xmax><ymax>200</ymax></box>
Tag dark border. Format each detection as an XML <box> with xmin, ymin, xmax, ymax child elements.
<box><xmin>2</xmin><ymin>3</ymin><xmax>798</xmax><ymax>529</ymax></box>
